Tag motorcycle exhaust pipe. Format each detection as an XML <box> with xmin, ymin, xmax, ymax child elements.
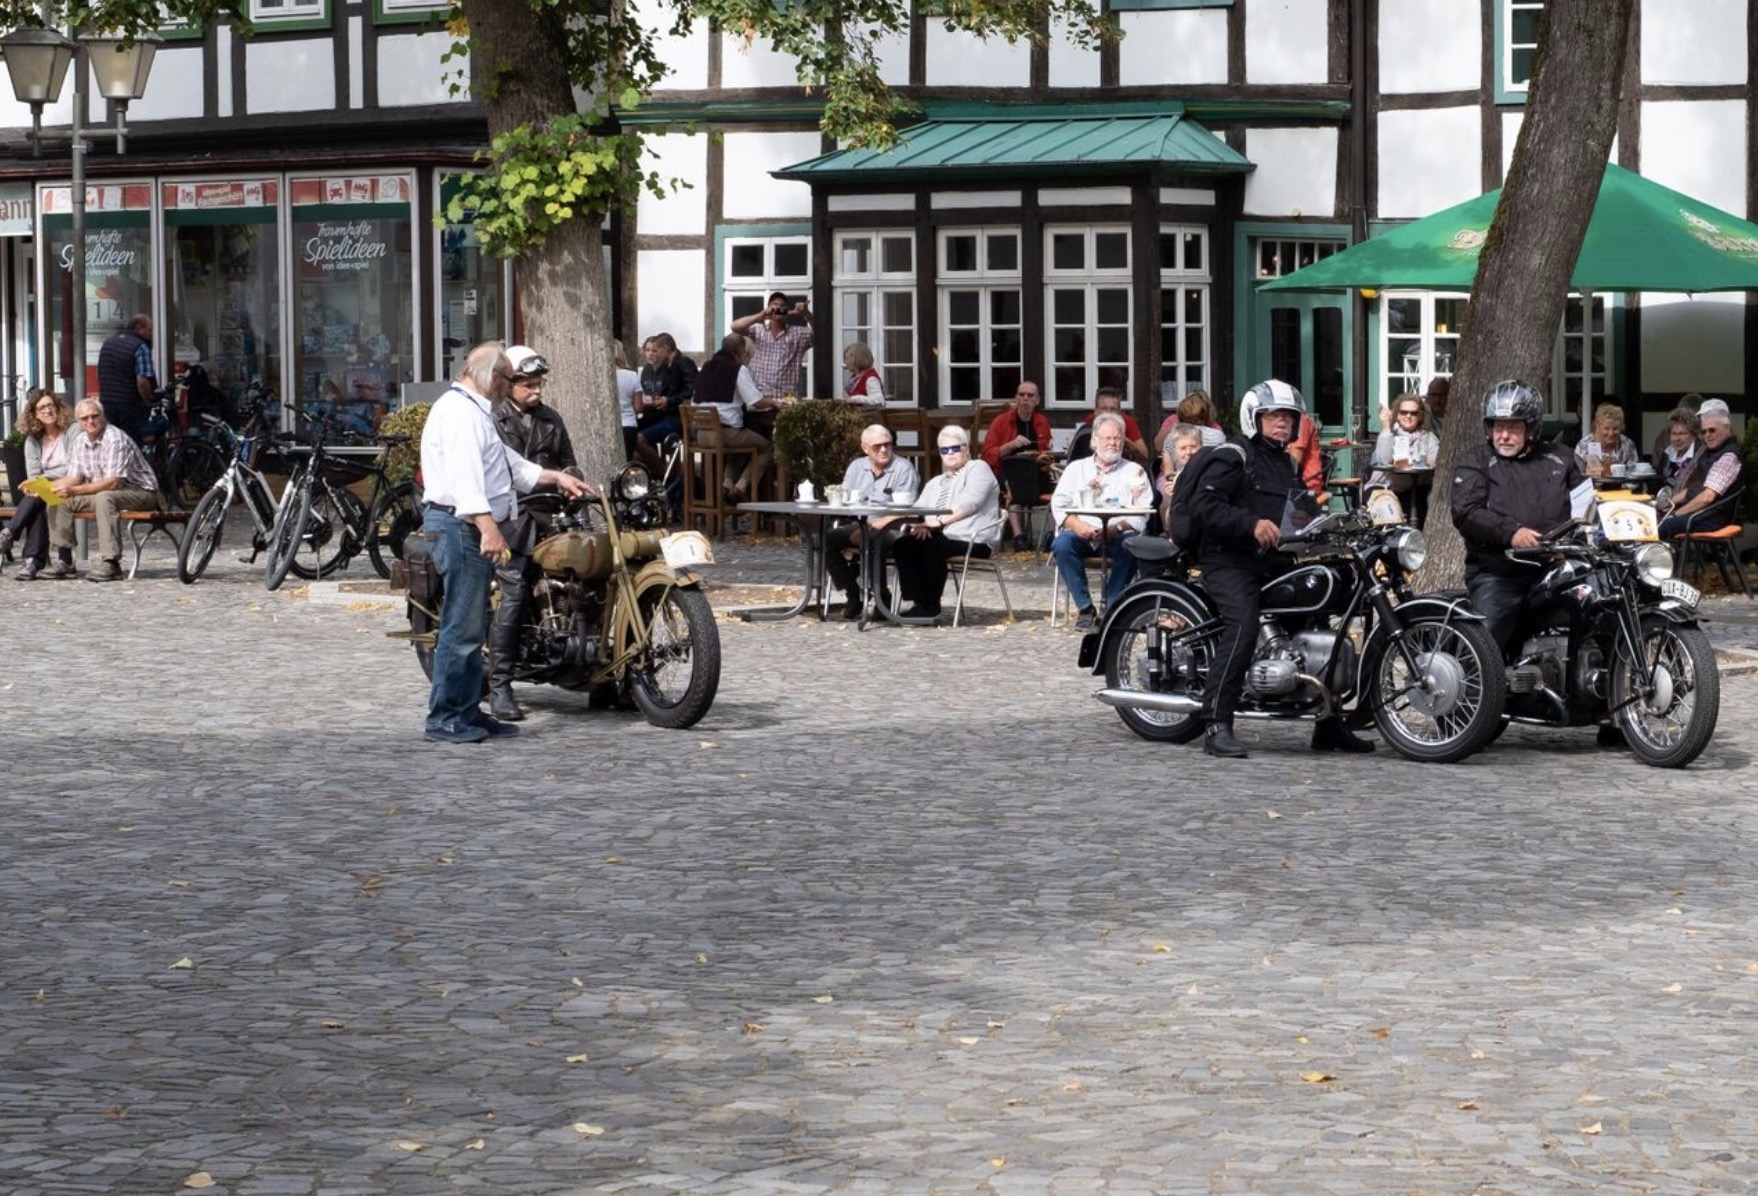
<box><xmin>1095</xmin><ymin>688</ymin><xmax>1202</xmax><ymax>714</ymax></box>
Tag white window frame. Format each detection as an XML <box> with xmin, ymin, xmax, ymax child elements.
<box><xmin>1501</xmin><ymin>0</ymin><xmax>1546</xmax><ymax>97</ymax></box>
<box><xmin>832</xmin><ymin>230</ymin><xmax>916</xmax><ymax>406</ymax></box>
<box><xmin>1042</xmin><ymin>224</ymin><xmax>1132</xmax><ymax>409</ymax></box>
<box><xmin>1161</xmin><ymin>224</ymin><xmax>1213</xmax><ymax>407</ymax></box>
<box><xmin>250</xmin><ymin>0</ymin><xmax>326</xmax><ymax>20</ymax></box>
<box><xmin>723</xmin><ymin>235</ymin><xmax>812</xmax><ymax>331</ymax></box>
<box><xmin>936</xmin><ymin>226</ymin><xmax>1022</xmax><ymax>404</ymax></box>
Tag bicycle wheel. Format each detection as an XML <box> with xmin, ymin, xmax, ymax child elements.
<box><xmin>167</xmin><ymin>439</ymin><xmax>228</xmax><ymax>507</ymax></box>
<box><xmin>177</xmin><ymin>483</ymin><xmax>232</xmax><ymax>584</ymax></box>
<box><xmin>289</xmin><ymin>483</ymin><xmax>365</xmax><ymax>580</ymax></box>
<box><xmin>366</xmin><ymin>482</ymin><xmax>418</xmax><ymax>580</ymax></box>
<box><xmin>264</xmin><ymin>473</ymin><xmax>312</xmax><ymax>591</ymax></box>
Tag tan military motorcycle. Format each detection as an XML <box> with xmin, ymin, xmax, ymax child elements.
<box><xmin>401</xmin><ymin>464</ymin><xmax>720</xmax><ymax>729</ymax></box>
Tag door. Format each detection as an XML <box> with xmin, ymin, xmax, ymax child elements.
<box><xmin>1252</xmin><ymin>294</ymin><xmax>1349</xmax><ymax>434</ymax></box>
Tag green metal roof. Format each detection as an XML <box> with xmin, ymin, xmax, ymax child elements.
<box><xmin>771</xmin><ymin>101</ymin><xmax>1252</xmax><ymax>186</ymax></box>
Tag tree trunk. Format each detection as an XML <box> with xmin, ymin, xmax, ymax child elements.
<box><xmin>461</xmin><ymin>0</ymin><xmax>627</xmax><ymax>484</ymax></box>
<box><xmin>1417</xmin><ymin>0</ymin><xmax>1634</xmax><ymax>589</ymax></box>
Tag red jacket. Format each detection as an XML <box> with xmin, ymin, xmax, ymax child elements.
<box><xmin>981</xmin><ymin>409</ymin><xmax>1051</xmax><ymax>472</ymax></box>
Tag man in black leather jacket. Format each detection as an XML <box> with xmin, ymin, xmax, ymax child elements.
<box><xmin>485</xmin><ymin>344</ymin><xmax>578</xmax><ymax>721</ymax></box>
<box><xmin>1186</xmin><ymin>380</ymin><xmax>1375</xmax><ymax>759</ymax></box>
<box><xmin>1450</xmin><ymin>379</ymin><xmax>1581</xmax><ymax>651</ymax></box>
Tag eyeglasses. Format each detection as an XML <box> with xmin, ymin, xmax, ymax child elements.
<box><xmin>939</xmin><ymin>444</ymin><xmax>966</xmax><ymax>455</ymax></box>
<box><xmin>867</xmin><ymin>441</ymin><xmax>894</xmax><ymax>451</ymax></box>
<box><xmin>34</xmin><ymin>405</ymin><xmax>56</xmax><ymax>414</ymax></box>
<box><xmin>77</xmin><ymin>414</ymin><xmax>103</xmax><ymax>423</ymax></box>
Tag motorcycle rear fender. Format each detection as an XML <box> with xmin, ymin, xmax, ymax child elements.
<box><xmin>1081</xmin><ymin>580</ymin><xmax>1216</xmax><ymax>674</ymax></box>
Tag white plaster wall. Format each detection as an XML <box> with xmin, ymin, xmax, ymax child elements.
<box><xmin>638</xmin><ymin>250</ymin><xmax>707</xmax><ymax>355</ymax></box>
<box><xmin>245</xmin><ymin>39</ymin><xmax>336</xmax><ymax>113</ymax></box>
<box><xmin>1245</xmin><ymin>0</ymin><xmax>1328</xmax><ymax>85</ymax></box>
<box><xmin>1378</xmin><ymin>0</ymin><xmax>1479</xmax><ymax>94</ymax></box>
<box><xmin>1641</xmin><ymin>100</ymin><xmax>1748</xmax><ymax>213</ymax></box>
<box><xmin>0</xmin><ymin>92</ymin><xmax>72</xmax><ymax>134</ymax></box>
<box><xmin>867</xmin><ymin>27</ymin><xmax>911</xmax><ymax>88</ymax></box>
<box><xmin>1048</xmin><ymin>20</ymin><xmax>1101</xmax><ymax>89</ymax></box>
<box><xmin>925</xmin><ymin>26</ymin><xmax>1032</xmax><ymax>87</ymax></box>
<box><xmin>1641</xmin><ymin>292</ymin><xmax>1744</xmax><ymax>394</ymax></box>
<box><xmin>1376</xmin><ymin>107</ymin><xmax>1481</xmax><ymax>218</ymax></box>
<box><xmin>1119</xmin><ymin>9</ymin><xmax>1228</xmax><ymax>87</ymax></box>
<box><xmin>128</xmin><ymin>46</ymin><xmax>204</xmax><ymax>122</ymax></box>
<box><xmin>1243</xmin><ymin>127</ymin><xmax>1338</xmax><ymax>218</ymax></box>
<box><xmin>378</xmin><ymin>32</ymin><xmax>459</xmax><ymax>107</ymax></box>
<box><xmin>645</xmin><ymin>17</ymin><xmax>708</xmax><ymax>91</ymax></box>
<box><xmin>1642</xmin><ymin>0</ymin><xmax>1746</xmax><ymax>86</ymax></box>
<box><xmin>637</xmin><ymin>133</ymin><xmax>708</xmax><ymax>236</ymax></box>
<box><xmin>720</xmin><ymin>31</ymin><xmax>802</xmax><ymax>89</ymax></box>
<box><xmin>720</xmin><ymin>131</ymin><xmax>821</xmax><ymax>220</ymax></box>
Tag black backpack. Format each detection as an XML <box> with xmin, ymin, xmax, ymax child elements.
<box><xmin>1166</xmin><ymin>440</ymin><xmax>1246</xmax><ymax>550</ymax></box>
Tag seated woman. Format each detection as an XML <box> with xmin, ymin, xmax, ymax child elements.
<box><xmin>1157</xmin><ymin>423</ymin><xmax>1205</xmax><ymax>533</ymax></box>
<box><xmin>1654</xmin><ymin>406</ymin><xmax>1700</xmax><ymax>492</ymax></box>
<box><xmin>1155</xmin><ymin>389</ymin><xmax>1225</xmax><ymax>454</ymax></box>
<box><xmin>892</xmin><ymin>425</ymin><xmax>1001</xmax><ymax>620</ymax></box>
<box><xmin>1364</xmin><ymin>394</ymin><xmax>1441</xmax><ymax>513</ymax></box>
<box><xmin>841</xmin><ymin>342</ymin><xmax>885</xmax><ymax>406</ymax></box>
<box><xmin>1575</xmin><ymin>401</ymin><xmax>1640</xmax><ymax>478</ymax></box>
<box><xmin>2</xmin><ymin>390</ymin><xmax>76</xmax><ymax>581</ymax></box>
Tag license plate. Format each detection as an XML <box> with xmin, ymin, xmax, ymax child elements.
<box><xmin>1660</xmin><ymin>577</ymin><xmax>1700</xmax><ymax>607</ymax></box>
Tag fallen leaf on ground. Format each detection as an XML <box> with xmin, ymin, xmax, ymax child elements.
<box><xmin>321</xmin><ymin>1020</ymin><xmax>345</xmax><ymax>1030</ymax></box>
<box><xmin>742</xmin><ymin>1021</ymin><xmax>762</xmax><ymax>1034</ymax></box>
<box><xmin>1152</xmin><ymin>943</ymin><xmax>1170</xmax><ymax>953</ymax></box>
<box><xmin>170</xmin><ymin>957</ymin><xmax>194</xmax><ymax>970</ymax></box>
<box><xmin>1580</xmin><ymin>1122</ymin><xmax>1602</xmax><ymax>1135</ymax></box>
<box><xmin>604</xmin><ymin>857</ymin><xmax>625</xmax><ymax>865</ymax></box>
<box><xmin>1370</xmin><ymin>1027</ymin><xmax>1390</xmax><ymax>1039</ymax></box>
<box><xmin>812</xmin><ymin>994</ymin><xmax>834</xmax><ymax>1004</ymax></box>
<box><xmin>1266</xmin><ymin>810</ymin><xmax>1283</xmax><ymax>820</ymax></box>
<box><xmin>1660</xmin><ymin>983</ymin><xmax>1683</xmax><ymax>993</ymax></box>
<box><xmin>465</xmin><ymin>1139</ymin><xmax>484</xmax><ymax>1150</ymax></box>
<box><xmin>957</xmin><ymin>1036</ymin><xmax>980</xmax><ymax>1046</ymax></box>
<box><xmin>1301</xmin><ymin>1072</ymin><xmax>1336</xmax><ymax>1083</ymax></box>
<box><xmin>572</xmin><ymin>1123</ymin><xmax>606</xmax><ymax>1136</ymax></box>
<box><xmin>695</xmin><ymin>954</ymin><xmax>708</xmax><ymax>964</ymax></box>
<box><xmin>1457</xmin><ymin>1100</ymin><xmax>1480</xmax><ymax>1111</ymax></box>
<box><xmin>183</xmin><ymin>1173</ymin><xmax>215</xmax><ymax>1189</ymax></box>
<box><xmin>395</xmin><ymin>1140</ymin><xmax>424</xmax><ymax>1152</ymax></box>
<box><xmin>1062</xmin><ymin>1081</ymin><xmax>1083</xmax><ymax>1093</ymax></box>
<box><xmin>990</xmin><ymin>1157</ymin><xmax>1005</xmax><ymax>1167</ymax></box>
<box><xmin>565</xmin><ymin>1053</ymin><xmax>589</xmax><ymax>1064</ymax></box>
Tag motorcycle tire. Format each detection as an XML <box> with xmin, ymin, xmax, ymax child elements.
<box><xmin>1365</xmin><ymin>617</ymin><xmax>1507</xmax><ymax>764</ymax></box>
<box><xmin>628</xmin><ymin>584</ymin><xmax>720</xmax><ymax>730</ymax></box>
<box><xmin>1099</xmin><ymin>591</ymin><xmax>1212</xmax><ymax>743</ymax></box>
<box><xmin>1612</xmin><ymin>618</ymin><xmax>1719</xmax><ymax>768</ymax></box>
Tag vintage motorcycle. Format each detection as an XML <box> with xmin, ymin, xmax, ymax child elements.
<box><xmin>1490</xmin><ymin>503</ymin><xmax>1719</xmax><ymax>768</ymax></box>
<box><xmin>1080</xmin><ymin>501</ymin><xmax>1508</xmax><ymax>763</ymax></box>
<box><xmin>400</xmin><ymin>463</ymin><xmax>721</xmax><ymax>729</ymax></box>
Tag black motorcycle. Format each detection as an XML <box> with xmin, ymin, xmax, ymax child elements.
<box><xmin>1079</xmin><ymin>503</ymin><xmax>1508</xmax><ymax>763</ymax></box>
<box><xmin>1493</xmin><ymin>513</ymin><xmax>1719</xmax><ymax>768</ymax></box>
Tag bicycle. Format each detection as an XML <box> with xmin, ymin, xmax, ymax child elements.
<box><xmin>138</xmin><ymin>376</ymin><xmax>228</xmax><ymax>506</ymax></box>
<box><xmin>262</xmin><ymin>412</ymin><xmax>418</xmax><ymax>591</ymax></box>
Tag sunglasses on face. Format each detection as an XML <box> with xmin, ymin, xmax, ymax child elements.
<box><xmin>939</xmin><ymin>445</ymin><xmax>966</xmax><ymax>455</ymax></box>
<box><xmin>867</xmin><ymin>441</ymin><xmax>894</xmax><ymax>451</ymax></box>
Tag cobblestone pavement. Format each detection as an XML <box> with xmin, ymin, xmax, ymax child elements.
<box><xmin>4</xmin><ymin>540</ymin><xmax>1758</xmax><ymax>1195</ymax></box>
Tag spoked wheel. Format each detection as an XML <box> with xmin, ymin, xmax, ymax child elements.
<box><xmin>263</xmin><ymin>476</ymin><xmax>312</xmax><ymax>591</ymax></box>
<box><xmin>366</xmin><ymin>482</ymin><xmax>418</xmax><ymax>579</ymax></box>
<box><xmin>1612</xmin><ymin>619</ymin><xmax>1719</xmax><ymax>768</ymax></box>
<box><xmin>297</xmin><ymin>484</ymin><xmax>365</xmax><ymax>579</ymax></box>
<box><xmin>168</xmin><ymin>439</ymin><xmax>228</xmax><ymax>507</ymax></box>
<box><xmin>628</xmin><ymin>585</ymin><xmax>720</xmax><ymax>729</ymax></box>
<box><xmin>178</xmin><ymin>484</ymin><xmax>231</xmax><ymax>584</ymax></box>
<box><xmin>1368</xmin><ymin>618</ymin><xmax>1507</xmax><ymax>763</ymax></box>
<box><xmin>1099</xmin><ymin>593</ymin><xmax>1212</xmax><ymax>743</ymax></box>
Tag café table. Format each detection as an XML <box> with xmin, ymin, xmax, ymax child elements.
<box><xmin>1375</xmin><ymin>463</ymin><xmax>1435</xmax><ymax>524</ymax></box>
<box><xmin>737</xmin><ymin>499</ymin><xmax>951</xmax><ymax>630</ymax></box>
<box><xmin>1059</xmin><ymin>504</ymin><xmax>1156</xmax><ymax>617</ymax></box>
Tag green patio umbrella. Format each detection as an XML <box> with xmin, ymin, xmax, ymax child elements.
<box><xmin>1260</xmin><ymin>162</ymin><xmax>1758</xmax><ymax>293</ymax></box>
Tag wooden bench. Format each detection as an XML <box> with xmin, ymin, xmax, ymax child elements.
<box><xmin>0</xmin><ymin>505</ymin><xmax>192</xmax><ymax>579</ymax></box>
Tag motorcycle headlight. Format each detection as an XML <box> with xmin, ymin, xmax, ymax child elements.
<box><xmin>1392</xmin><ymin>528</ymin><xmax>1428</xmax><ymax>573</ymax></box>
<box><xmin>615</xmin><ymin>463</ymin><xmax>652</xmax><ymax>500</ymax></box>
<box><xmin>1634</xmin><ymin>541</ymin><xmax>1674</xmax><ymax>586</ymax></box>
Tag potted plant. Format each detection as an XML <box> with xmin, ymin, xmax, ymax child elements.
<box><xmin>376</xmin><ymin>402</ymin><xmax>431</xmax><ymax>485</ymax></box>
<box><xmin>3</xmin><ymin>426</ymin><xmax>27</xmax><ymax>505</ymax></box>
<box><xmin>771</xmin><ymin>400</ymin><xmax>866</xmax><ymax>494</ymax></box>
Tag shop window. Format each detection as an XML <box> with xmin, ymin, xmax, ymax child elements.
<box><xmin>40</xmin><ymin>182</ymin><xmax>155</xmax><ymax>401</ymax></box>
<box><xmin>937</xmin><ymin>227</ymin><xmax>1020</xmax><ymax>403</ymax></box>
<box><xmin>833</xmin><ymin>230</ymin><xmax>915</xmax><ymax>404</ymax></box>
<box><xmin>290</xmin><ymin>173</ymin><xmax>415</xmax><ymax>442</ymax></box>
<box><xmin>164</xmin><ymin>179</ymin><xmax>282</xmax><ymax>424</ymax></box>
<box><xmin>437</xmin><ymin>174</ymin><xmax>507</xmax><ymax>381</ymax></box>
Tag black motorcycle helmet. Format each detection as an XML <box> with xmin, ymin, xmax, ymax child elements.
<box><xmin>1482</xmin><ymin>379</ymin><xmax>1544</xmax><ymax>449</ymax></box>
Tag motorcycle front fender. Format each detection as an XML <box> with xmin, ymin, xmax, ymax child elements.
<box><xmin>1392</xmin><ymin>594</ymin><xmax>1488</xmax><ymax>624</ymax></box>
<box><xmin>633</xmin><ymin>557</ymin><xmax>703</xmax><ymax>591</ymax></box>
<box><xmin>1080</xmin><ymin>579</ymin><xmax>1216</xmax><ymax>673</ymax></box>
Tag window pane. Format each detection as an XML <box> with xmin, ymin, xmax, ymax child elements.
<box><xmin>730</xmin><ymin>243</ymin><xmax>764</xmax><ymax>277</ymax></box>
<box><xmin>1054</xmin><ymin>367</ymin><xmax>1085</xmax><ymax>404</ymax></box>
<box><xmin>991</xmin><ymin>327</ymin><xmax>1022</xmax><ymax>361</ymax></box>
<box><xmin>949</xmin><ymin>367</ymin><xmax>982</xmax><ymax>402</ymax></box>
<box><xmin>1095</xmin><ymin>232</ymin><xmax>1128</xmax><ymax>270</ymax></box>
<box><xmin>986</xmin><ymin>233</ymin><xmax>1018</xmax><ymax>272</ymax></box>
<box><xmin>948</xmin><ymin>290</ymin><xmax>979</xmax><ymax>324</ymax></box>
<box><xmin>1184</xmin><ymin>289</ymin><xmax>1204</xmax><ymax>323</ymax></box>
<box><xmin>1052</xmin><ymin>289</ymin><xmax>1084</xmax><ymax>323</ymax></box>
<box><xmin>1511</xmin><ymin>47</ymin><xmax>1535</xmax><ymax>85</ymax></box>
<box><xmin>730</xmin><ymin>294</ymin><xmax>765</xmax><ymax>321</ymax></box>
<box><xmin>1096</xmin><ymin>289</ymin><xmax>1129</xmax><ymax>324</ymax></box>
<box><xmin>944</xmin><ymin>235</ymin><xmax>978</xmax><ymax>272</ymax></box>
<box><xmin>1512</xmin><ymin>9</ymin><xmax>1541</xmax><ymax>42</ymax></box>
<box><xmin>992</xmin><ymin>366</ymin><xmax>1021</xmax><ymax>398</ymax></box>
<box><xmin>948</xmin><ymin>327</ymin><xmax>980</xmax><ymax>364</ymax></box>
<box><xmin>883</xmin><ymin>328</ymin><xmax>912</xmax><ymax>367</ymax></box>
<box><xmin>1096</xmin><ymin>327</ymin><xmax>1129</xmax><ymax>362</ymax></box>
<box><xmin>887</xmin><ymin>368</ymin><xmax>914</xmax><ymax>405</ymax></box>
<box><xmin>840</xmin><ymin>237</ymin><xmax>872</xmax><ymax>275</ymax></box>
<box><xmin>841</xmin><ymin>291</ymin><xmax>871</xmax><ymax>329</ymax></box>
<box><xmin>1434</xmin><ymin>297</ymin><xmax>1467</xmax><ymax>332</ymax></box>
<box><xmin>1051</xmin><ymin>233</ymin><xmax>1084</xmax><ymax>271</ymax></box>
<box><xmin>880</xmin><ymin>235</ymin><xmax>912</xmax><ymax>273</ymax></box>
<box><xmin>1387</xmin><ymin>298</ymin><xmax>1421</xmax><ymax>333</ymax></box>
<box><xmin>1182</xmin><ymin>232</ymin><xmax>1203</xmax><ymax>273</ymax></box>
<box><xmin>1184</xmin><ymin>327</ymin><xmax>1204</xmax><ymax>361</ymax></box>
<box><xmin>774</xmin><ymin>242</ymin><xmax>808</xmax><ymax>277</ymax></box>
<box><xmin>1312</xmin><ymin>306</ymin><xmax>1344</xmax><ymax>427</ymax></box>
<box><xmin>1159</xmin><ymin>233</ymin><xmax>1179</xmax><ymax>272</ymax></box>
<box><xmin>882</xmin><ymin>291</ymin><xmax>913</xmax><ymax>326</ymax></box>
<box><xmin>1269</xmin><ymin>308</ymin><xmax>1302</xmax><ymax>391</ymax></box>
<box><xmin>990</xmin><ymin>289</ymin><xmax>1021</xmax><ymax>324</ymax></box>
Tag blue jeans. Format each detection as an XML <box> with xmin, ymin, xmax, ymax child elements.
<box><xmin>1052</xmin><ymin>528</ymin><xmax>1138</xmax><ymax>613</ymax></box>
<box><xmin>424</xmin><ymin>507</ymin><xmax>495</xmax><ymax>733</ymax></box>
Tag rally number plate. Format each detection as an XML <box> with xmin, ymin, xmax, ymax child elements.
<box><xmin>1660</xmin><ymin>577</ymin><xmax>1700</xmax><ymax>608</ymax></box>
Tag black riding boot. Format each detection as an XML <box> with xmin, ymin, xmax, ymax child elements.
<box><xmin>1311</xmin><ymin>717</ymin><xmax>1375</xmax><ymax>753</ymax></box>
<box><xmin>487</xmin><ymin>603</ymin><xmax>526</xmax><ymax>722</ymax></box>
<box><xmin>1203</xmin><ymin>721</ymin><xmax>1248</xmax><ymax>759</ymax></box>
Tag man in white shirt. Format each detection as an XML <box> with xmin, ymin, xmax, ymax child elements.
<box><xmin>1049</xmin><ymin>412</ymin><xmax>1152</xmax><ymax>632</ymax></box>
<box><xmin>420</xmin><ymin>342</ymin><xmax>589</xmax><ymax>744</ymax></box>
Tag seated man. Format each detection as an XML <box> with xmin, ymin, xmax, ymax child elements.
<box><xmin>1075</xmin><ymin>386</ymin><xmax>1150</xmax><ymax>466</ymax></box>
<box><xmin>826</xmin><ymin>424</ymin><xmax>919</xmax><ymax>619</ymax></box>
<box><xmin>981</xmin><ymin>381</ymin><xmax>1051</xmax><ymax>551</ymax></box>
<box><xmin>1049</xmin><ymin>412</ymin><xmax>1152</xmax><ymax>632</ymax></box>
<box><xmin>49</xmin><ymin>399</ymin><xmax>161</xmax><ymax>583</ymax></box>
<box><xmin>892</xmin><ymin>426</ymin><xmax>1001</xmax><ymax>620</ymax></box>
<box><xmin>694</xmin><ymin>333</ymin><xmax>775</xmax><ymax>503</ymax></box>
<box><xmin>1658</xmin><ymin>398</ymin><xmax>1743</xmax><ymax>540</ymax></box>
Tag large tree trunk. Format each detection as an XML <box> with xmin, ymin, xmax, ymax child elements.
<box><xmin>460</xmin><ymin>0</ymin><xmax>627</xmax><ymax>484</ymax></box>
<box><xmin>1417</xmin><ymin>0</ymin><xmax>1634</xmax><ymax>589</ymax></box>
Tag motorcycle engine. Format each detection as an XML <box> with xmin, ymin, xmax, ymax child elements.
<box><xmin>528</xmin><ymin>578</ymin><xmax>601</xmax><ymax>675</ymax></box>
<box><xmin>1246</xmin><ymin>623</ymin><xmax>1303</xmax><ymax>698</ymax></box>
<box><xmin>1511</xmin><ymin>633</ymin><xmax>1568</xmax><ymax>694</ymax></box>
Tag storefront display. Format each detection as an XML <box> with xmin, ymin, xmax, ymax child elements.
<box><xmin>438</xmin><ymin>175</ymin><xmax>505</xmax><ymax>382</ymax></box>
<box><xmin>40</xmin><ymin>182</ymin><xmax>154</xmax><ymax>400</ymax></box>
<box><xmin>165</xmin><ymin>179</ymin><xmax>281</xmax><ymax>421</ymax></box>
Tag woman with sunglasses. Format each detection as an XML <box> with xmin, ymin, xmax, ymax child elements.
<box><xmin>1364</xmin><ymin>394</ymin><xmax>1441</xmax><ymax>513</ymax></box>
<box><xmin>892</xmin><ymin>425</ymin><xmax>1001</xmax><ymax>620</ymax></box>
<box><xmin>1</xmin><ymin>390</ymin><xmax>78</xmax><ymax>580</ymax></box>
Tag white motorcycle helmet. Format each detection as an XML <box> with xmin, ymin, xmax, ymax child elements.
<box><xmin>1239</xmin><ymin>379</ymin><xmax>1307</xmax><ymax>446</ymax></box>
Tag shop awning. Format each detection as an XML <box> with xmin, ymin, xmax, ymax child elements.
<box><xmin>772</xmin><ymin>101</ymin><xmax>1252</xmax><ymax>186</ymax></box>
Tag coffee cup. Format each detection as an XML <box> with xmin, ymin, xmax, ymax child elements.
<box><xmin>797</xmin><ymin>481</ymin><xmax>816</xmax><ymax>503</ymax></box>
<box><xmin>892</xmin><ymin>491</ymin><xmax>913</xmax><ymax>506</ymax></box>
<box><xmin>1611</xmin><ymin>463</ymin><xmax>1627</xmax><ymax>478</ymax></box>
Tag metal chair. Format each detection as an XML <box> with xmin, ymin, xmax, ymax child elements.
<box><xmin>947</xmin><ymin>531</ymin><xmax>1014</xmax><ymax>627</ymax></box>
<box><xmin>1671</xmin><ymin>485</ymin><xmax>1751</xmax><ymax>597</ymax></box>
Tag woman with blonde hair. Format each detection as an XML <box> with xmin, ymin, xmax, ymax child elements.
<box><xmin>1156</xmin><ymin>388</ymin><xmax>1225</xmax><ymax>453</ymax></box>
<box><xmin>2</xmin><ymin>390</ymin><xmax>77</xmax><ymax>580</ymax></box>
<box><xmin>1575</xmin><ymin>401</ymin><xmax>1640</xmax><ymax>476</ymax></box>
<box><xmin>842</xmin><ymin>342</ymin><xmax>885</xmax><ymax>406</ymax></box>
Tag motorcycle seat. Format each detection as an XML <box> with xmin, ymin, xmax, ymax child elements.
<box><xmin>1125</xmin><ymin>535</ymin><xmax>1183</xmax><ymax>564</ymax></box>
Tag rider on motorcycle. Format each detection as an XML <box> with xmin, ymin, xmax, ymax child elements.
<box><xmin>1186</xmin><ymin>379</ymin><xmax>1376</xmax><ymax>759</ymax></box>
<box><xmin>1449</xmin><ymin>379</ymin><xmax>1582</xmax><ymax>652</ymax></box>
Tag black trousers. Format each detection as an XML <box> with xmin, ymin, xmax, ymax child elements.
<box><xmin>1199</xmin><ymin>560</ymin><xmax>1267</xmax><ymax>725</ymax></box>
<box><xmin>5</xmin><ymin>494</ymin><xmax>49</xmax><ymax>564</ymax></box>
<box><xmin>824</xmin><ymin>521</ymin><xmax>900</xmax><ymax>595</ymax></box>
<box><xmin>893</xmin><ymin>532</ymin><xmax>988</xmax><ymax>612</ymax></box>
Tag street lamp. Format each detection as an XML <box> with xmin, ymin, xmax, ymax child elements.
<box><xmin>0</xmin><ymin>25</ymin><xmax>159</xmax><ymax>403</ymax></box>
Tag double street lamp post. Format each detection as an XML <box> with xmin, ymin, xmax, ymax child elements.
<box><xmin>0</xmin><ymin>26</ymin><xmax>158</xmax><ymax>403</ymax></box>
